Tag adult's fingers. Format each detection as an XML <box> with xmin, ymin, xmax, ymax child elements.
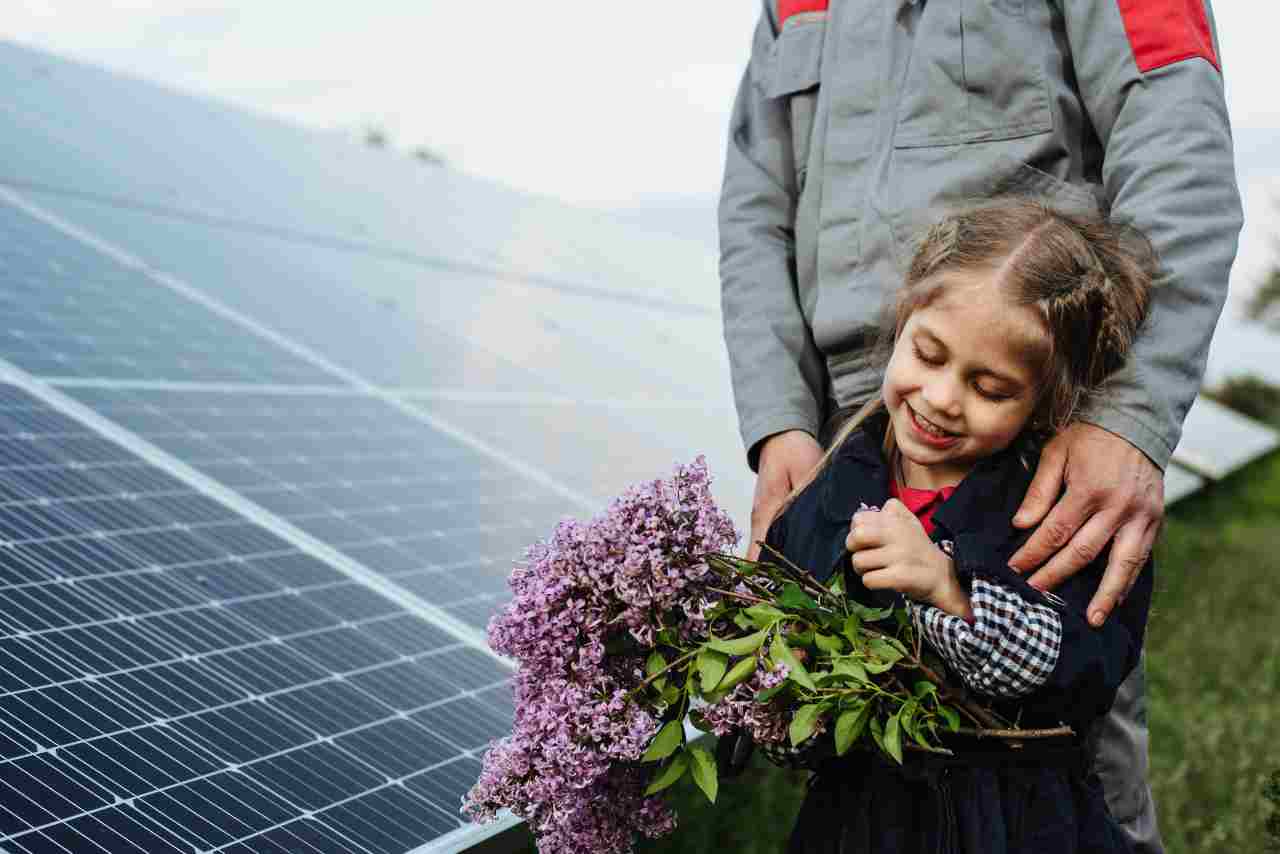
<box><xmin>1026</xmin><ymin>507</ymin><xmax>1119</xmax><ymax>591</ymax></box>
<box><xmin>748</xmin><ymin>431</ymin><xmax>823</xmax><ymax>559</ymax></box>
<box><xmin>1008</xmin><ymin>487</ymin><xmax>1095</xmax><ymax>573</ymax></box>
<box><xmin>1085</xmin><ymin>517</ymin><xmax>1157</xmax><ymax>626</ymax></box>
<box><xmin>748</xmin><ymin>467</ymin><xmax>790</xmax><ymax>559</ymax></box>
<box><xmin>1012</xmin><ymin>438</ymin><xmax>1067</xmax><ymax>530</ymax></box>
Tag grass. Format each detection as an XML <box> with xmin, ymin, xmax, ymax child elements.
<box><xmin>1147</xmin><ymin>449</ymin><xmax>1280</xmax><ymax>853</ymax></box>
<box><xmin>512</xmin><ymin>445</ymin><xmax>1280</xmax><ymax>854</ymax></box>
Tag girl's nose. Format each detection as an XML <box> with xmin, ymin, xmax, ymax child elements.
<box><xmin>921</xmin><ymin>375</ymin><xmax>962</xmax><ymax>417</ymax></box>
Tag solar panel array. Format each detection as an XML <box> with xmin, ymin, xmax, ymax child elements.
<box><xmin>0</xmin><ymin>35</ymin><xmax>1276</xmax><ymax>854</ymax></box>
<box><xmin>0</xmin><ymin>36</ymin><xmax>762</xmax><ymax>854</ymax></box>
<box><xmin>0</xmin><ymin>384</ymin><xmax>511</xmax><ymax>853</ymax></box>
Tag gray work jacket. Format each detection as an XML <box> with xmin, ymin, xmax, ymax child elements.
<box><xmin>719</xmin><ymin>0</ymin><xmax>1243</xmax><ymax>471</ymax></box>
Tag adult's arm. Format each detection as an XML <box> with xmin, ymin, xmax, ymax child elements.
<box><xmin>1010</xmin><ymin>1</ymin><xmax>1243</xmax><ymax>609</ymax></box>
<box><xmin>719</xmin><ymin>0</ymin><xmax>828</xmax><ymax>473</ymax></box>
<box><xmin>1066</xmin><ymin>0</ymin><xmax>1242</xmax><ymax>467</ymax></box>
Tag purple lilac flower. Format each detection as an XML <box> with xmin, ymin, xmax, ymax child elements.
<box><xmin>699</xmin><ymin>658</ymin><xmax>792</xmax><ymax>746</ymax></box>
<box><xmin>463</xmin><ymin>457</ymin><xmax>738</xmax><ymax>854</ymax></box>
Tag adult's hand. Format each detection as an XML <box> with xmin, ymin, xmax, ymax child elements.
<box><xmin>748</xmin><ymin>430</ymin><xmax>824</xmax><ymax>560</ymax></box>
<box><xmin>1008</xmin><ymin>422</ymin><xmax>1164</xmax><ymax>627</ymax></box>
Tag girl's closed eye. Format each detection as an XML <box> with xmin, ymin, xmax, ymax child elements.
<box><xmin>913</xmin><ymin>343</ymin><xmax>943</xmax><ymax>365</ymax></box>
<box><xmin>975</xmin><ymin>382</ymin><xmax>1016</xmax><ymax>402</ymax></box>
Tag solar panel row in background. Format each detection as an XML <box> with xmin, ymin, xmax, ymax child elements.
<box><xmin>0</xmin><ymin>383</ymin><xmax>514</xmax><ymax>853</ymax></box>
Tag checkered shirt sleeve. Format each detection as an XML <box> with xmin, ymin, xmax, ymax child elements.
<box><xmin>908</xmin><ymin>578</ymin><xmax>1063</xmax><ymax>699</ymax></box>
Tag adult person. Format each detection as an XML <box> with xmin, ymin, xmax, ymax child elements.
<box><xmin>718</xmin><ymin>2</ymin><xmax>1242</xmax><ymax>852</ymax></box>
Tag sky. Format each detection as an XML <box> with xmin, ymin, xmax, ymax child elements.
<box><xmin>3</xmin><ymin>2</ymin><xmax>1279</xmax><ymax>304</ymax></box>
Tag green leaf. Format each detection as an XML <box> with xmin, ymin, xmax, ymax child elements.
<box><xmin>937</xmin><ymin>705</ymin><xmax>961</xmax><ymax>733</ymax></box>
<box><xmin>883</xmin><ymin>712</ymin><xmax>904</xmax><ymax>764</ymax></box>
<box><xmin>755</xmin><ymin>681</ymin><xmax>788</xmax><ymax>703</ymax></box>
<box><xmin>745</xmin><ymin>604</ymin><xmax>786</xmax><ymax>627</ymax></box>
<box><xmin>841</xmin><ymin>613</ymin><xmax>862</xmax><ymax>644</ymax></box>
<box><xmin>720</xmin><ymin>656</ymin><xmax>757</xmax><ymax>692</ymax></box>
<box><xmin>814</xmin><ymin>632</ymin><xmax>845</xmax><ymax>654</ymax></box>
<box><xmin>868</xmin><ymin>637</ymin><xmax>905</xmax><ymax>666</ymax></box>
<box><xmin>659</xmin><ymin>683</ymin><xmax>680</xmax><ymax>706</ymax></box>
<box><xmin>832</xmin><ymin>657</ymin><xmax>869</xmax><ymax>683</ymax></box>
<box><xmin>770</xmin><ymin>634</ymin><xmax>816</xmax><ymax>691</ymax></box>
<box><xmin>707</xmin><ymin>629</ymin><xmax>768</xmax><ymax>657</ymax></box>
<box><xmin>688</xmin><ymin>745</ymin><xmax>719</xmax><ymax>803</ymax></box>
<box><xmin>827</xmin><ymin>570</ymin><xmax>846</xmax><ymax>595</ymax></box>
<box><xmin>789</xmin><ymin>703</ymin><xmax>824</xmax><ymax>746</ymax></box>
<box><xmin>869</xmin><ymin>715</ymin><xmax>886</xmax><ymax>753</ymax></box>
<box><xmin>646</xmin><ymin>651</ymin><xmax>668</xmax><ymax>692</ymax></box>
<box><xmin>732</xmin><ymin>611</ymin><xmax>756</xmax><ymax>631</ymax></box>
<box><xmin>698</xmin><ymin>649</ymin><xmax>729</xmax><ymax>694</ymax></box>
<box><xmin>850</xmin><ymin>602</ymin><xmax>894</xmax><ymax>622</ymax></box>
<box><xmin>642</xmin><ymin>720</ymin><xmax>684</xmax><ymax>762</ymax></box>
<box><xmin>834</xmin><ymin>702</ymin><xmax>871</xmax><ymax>756</ymax></box>
<box><xmin>644</xmin><ymin>750</ymin><xmax>689</xmax><ymax>795</ymax></box>
<box><xmin>913</xmin><ymin>680</ymin><xmax>937</xmax><ymax>699</ymax></box>
<box><xmin>895</xmin><ymin>607</ymin><xmax>911</xmax><ymax>631</ymax></box>
<box><xmin>899</xmin><ymin>700</ymin><xmax>919</xmax><ymax>744</ymax></box>
<box><xmin>777</xmin><ymin>583</ymin><xmax>818</xmax><ymax>610</ymax></box>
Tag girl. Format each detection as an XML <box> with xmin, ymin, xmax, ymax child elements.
<box><xmin>761</xmin><ymin>198</ymin><xmax>1157</xmax><ymax>854</ymax></box>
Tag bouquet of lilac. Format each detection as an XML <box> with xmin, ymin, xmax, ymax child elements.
<box><xmin>463</xmin><ymin>458</ymin><xmax>1002</xmax><ymax>854</ymax></box>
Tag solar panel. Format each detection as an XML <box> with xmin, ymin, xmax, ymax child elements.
<box><xmin>0</xmin><ymin>381</ymin><xmax>519</xmax><ymax>853</ymax></box>
<box><xmin>0</xmin><ymin>203</ymin><xmax>331</xmax><ymax>386</ymax></box>
<box><xmin>0</xmin><ymin>41</ymin><xmax>718</xmax><ymax>314</ymax></box>
<box><xmin>1170</xmin><ymin>394</ymin><xmax>1280</xmax><ymax>481</ymax></box>
<box><xmin>54</xmin><ymin>386</ymin><xmax>573</xmax><ymax>627</ymax></box>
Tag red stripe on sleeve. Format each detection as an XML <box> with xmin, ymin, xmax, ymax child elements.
<box><xmin>778</xmin><ymin>0</ymin><xmax>829</xmax><ymax>28</ymax></box>
<box><xmin>1116</xmin><ymin>0</ymin><xmax>1220</xmax><ymax>73</ymax></box>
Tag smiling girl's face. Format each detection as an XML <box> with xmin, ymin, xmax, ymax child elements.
<box><xmin>882</xmin><ymin>274</ymin><xmax>1049</xmax><ymax>490</ymax></box>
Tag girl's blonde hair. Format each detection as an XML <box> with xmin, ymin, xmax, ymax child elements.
<box><xmin>775</xmin><ymin>197</ymin><xmax>1157</xmax><ymax>518</ymax></box>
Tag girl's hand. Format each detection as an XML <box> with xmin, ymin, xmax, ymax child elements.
<box><xmin>846</xmin><ymin>499</ymin><xmax>973</xmax><ymax>620</ymax></box>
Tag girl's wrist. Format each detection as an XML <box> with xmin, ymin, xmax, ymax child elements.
<box><xmin>929</xmin><ymin>557</ymin><xmax>974</xmax><ymax>622</ymax></box>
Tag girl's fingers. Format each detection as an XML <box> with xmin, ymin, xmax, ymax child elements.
<box><xmin>859</xmin><ymin>567</ymin><xmax>899</xmax><ymax>590</ymax></box>
<box><xmin>849</xmin><ymin>546</ymin><xmax>891</xmax><ymax>575</ymax></box>
<box><xmin>847</xmin><ymin>511</ymin><xmax>884</xmax><ymax>551</ymax></box>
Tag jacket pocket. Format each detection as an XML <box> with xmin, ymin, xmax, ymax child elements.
<box><xmin>766</xmin><ymin>14</ymin><xmax>826</xmax><ymax>189</ymax></box>
<box><xmin>894</xmin><ymin>0</ymin><xmax>1052</xmax><ymax>148</ymax></box>
<box><xmin>888</xmin><ymin>151</ymin><xmax>1105</xmax><ymax>272</ymax></box>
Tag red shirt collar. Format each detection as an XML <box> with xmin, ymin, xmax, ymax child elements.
<box><xmin>888</xmin><ymin>479</ymin><xmax>956</xmax><ymax>535</ymax></box>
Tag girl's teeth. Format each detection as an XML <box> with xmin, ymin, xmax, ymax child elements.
<box><xmin>915</xmin><ymin>411</ymin><xmax>950</xmax><ymax>437</ymax></box>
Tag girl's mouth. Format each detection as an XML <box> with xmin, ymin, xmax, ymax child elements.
<box><xmin>908</xmin><ymin>405</ymin><xmax>961</xmax><ymax>448</ymax></box>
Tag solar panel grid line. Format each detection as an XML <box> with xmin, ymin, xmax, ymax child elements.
<box><xmin>0</xmin><ymin>391</ymin><xmax>524</xmax><ymax>850</ymax></box>
<box><xmin>0</xmin><ymin>636</ymin><xmax>506</xmax><ymax>850</ymax></box>
<box><xmin>1</xmin><ymin>657</ymin><xmax>503</xmax><ymax>837</ymax></box>
<box><xmin>0</xmin><ymin>185</ymin><xmax>598</xmax><ymax>516</ymax></box>
<box><xmin>0</xmin><ymin>361</ymin><xmax>500</xmax><ymax>658</ymax></box>
<box><xmin>2</xmin><ymin>598</ymin><xmax>460</xmax><ymax>721</ymax></box>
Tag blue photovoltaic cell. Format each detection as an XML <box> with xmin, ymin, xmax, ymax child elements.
<box><xmin>0</xmin><ymin>202</ymin><xmax>331</xmax><ymax>385</ymax></box>
<box><xmin>0</xmin><ymin>384</ymin><xmax>515</xmax><ymax>854</ymax></box>
<box><xmin>61</xmin><ymin>385</ymin><xmax>577</xmax><ymax>629</ymax></box>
